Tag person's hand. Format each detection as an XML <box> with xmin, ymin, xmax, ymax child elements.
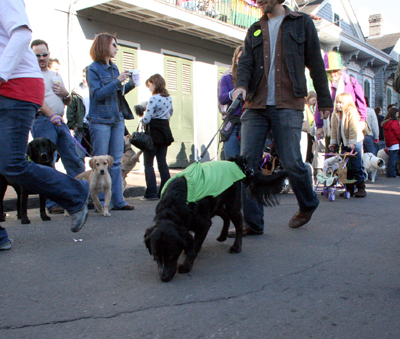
<box><xmin>348</xmin><ymin>143</ymin><xmax>355</xmax><ymax>150</ymax></box>
<box><xmin>53</xmin><ymin>83</ymin><xmax>69</xmax><ymax>98</ymax></box>
<box><xmin>320</xmin><ymin>110</ymin><xmax>332</xmax><ymax>119</ymax></box>
<box><xmin>117</xmin><ymin>71</ymin><xmax>130</xmax><ymax>83</ymax></box>
<box><xmin>232</xmin><ymin>88</ymin><xmax>246</xmax><ymax>101</ymax></box>
<box><xmin>317</xmin><ymin>128</ymin><xmax>324</xmax><ymax>139</ymax></box>
<box><xmin>329</xmin><ymin>144</ymin><xmax>336</xmax><ymax>152</ymax></box>
<box><xmin>50</xmin><ymin>114</ymin><xmax>62</xmax><ymax>126</ymax></box>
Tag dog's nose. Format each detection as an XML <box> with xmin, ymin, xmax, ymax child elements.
<box><xmin>40</xmin><ymin>153</ymin><xmax>49</xmax><ymax>161</ymax></box>
<box><xmin>100</xmin><ymin>169</ymin><xmax>105</xmax><ymax>174</ymax></box>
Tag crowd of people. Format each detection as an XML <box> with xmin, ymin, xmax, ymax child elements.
<box><xmin>1</xmin><ymin>0</ymin><xmax>400</xmax><ymax>252</ymax></box>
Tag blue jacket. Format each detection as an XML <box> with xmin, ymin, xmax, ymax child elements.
<box><xmin>86</xmin><ymin>61</ymin><xmax>134</xmax><ymax>124</ymax></box>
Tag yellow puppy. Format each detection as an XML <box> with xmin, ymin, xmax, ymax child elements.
<box><xmin>75</xmin><ymin>155</ymin><xmax>113</xmax><ymax>217</ymax></box>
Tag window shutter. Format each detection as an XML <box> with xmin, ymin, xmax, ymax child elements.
<box><xmin>166</xmin><ymin>59</ymin><xmax>178</xmax><ymax>92</ymax></box>
<box><xmin>182</xmin><ymin>63</ymin><xmax>192</xmax><ymax>94</ymax></box>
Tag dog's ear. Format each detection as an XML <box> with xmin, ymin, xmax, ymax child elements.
<box><xmin>107</xmin><ymin>156</ymin><xmax>114</xmax><ymax>169</ymax></box>
<box><xmin>144</xmin><ymin>226</ymin><xmax>157</xmax><ymax>255</ymax></box>
<box><xmin>89</xmin><ymin>158</ymin><xmax>95</xmax><ymax>169</ymax></box>
<box><xmin>47</xmin><ymin>139</ymin><xmax>57</xmax><ymax>154</ymax></box>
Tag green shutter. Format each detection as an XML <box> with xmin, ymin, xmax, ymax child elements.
<box><xmin>164</xmin><ymin>55</ymin><xmax>194</xmax><ymax>167</ymax></box>
<box><xmin>113</xmin><ymin>45</ymin><xmax>138</xmax><ymax>134</ymax></box>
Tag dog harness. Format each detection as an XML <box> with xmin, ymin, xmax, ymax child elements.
<box><xmin>161</xmin><ymin>161</ymin><xmax>246</xmax><ymax>203</ymax></box>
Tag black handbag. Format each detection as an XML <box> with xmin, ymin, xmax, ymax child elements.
<box><xmin>130</xmin><ymin>125</ymin><xmax>153</xmax><ymax>151</ymax></box>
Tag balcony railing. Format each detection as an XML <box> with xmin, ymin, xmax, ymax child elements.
<box><xmin>160</xmin><ymin>0</ymin><xmax>263</xmax><ymax>29</ymax></box>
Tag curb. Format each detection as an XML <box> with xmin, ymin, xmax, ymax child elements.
<box><xmin>3</xmin><ymin>186</ymin><xmax>146</xmax><ymax>212</ymax></box>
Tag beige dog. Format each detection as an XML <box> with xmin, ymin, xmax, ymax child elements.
<box><xmin>76</xmin><ymin>155</ymin><xmax>113</xmax><ymax>217</ymax></box>
<box><xmin>121</xmin><ymin>135</ymin><xmax>142</xmax><ymax>192</ymax></box>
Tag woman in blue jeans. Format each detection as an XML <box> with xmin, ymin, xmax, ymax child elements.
<box><xmin>86</xmin><ymin>33</ymin><xmax>135</xmax><ymax>210</ymax></box>
<box><xmin>218</xmin><ymin>45</ymin><xmax>243</xmax><ymax>159</ymax></box>
<box><xmin>141</xmin><ymin>74</ymin><xmax>174</xmax><ymax>200</ymax></box>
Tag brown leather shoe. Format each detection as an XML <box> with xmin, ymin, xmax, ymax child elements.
<box><xmin>289</xmin><ymin>209</ymin><xmax>316</xmax><ymax>228</ymax></box>
<box><xmin>227</xmin><ymin>224</ymin><xmax>263</xmax><ymax>238</ymax></box>
<box><xmin>49</xmin><ymin>205</ymin><xmax>64</xmax><ymax>214</ymax></box>
<box><xmin>112</xmin><ymin>204</ymin><xmax>135</xmax><ymax>210</ymax></box>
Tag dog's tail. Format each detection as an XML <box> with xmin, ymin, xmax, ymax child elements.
<box><xmin>232</xmin><ymin>154</ymin><xmax>288</xmax><ymax>207</ymax></box>
<box><xmin>246</xmin><ymin>171</ymin><xmax>289</xmax><ymax>207</ymax></box>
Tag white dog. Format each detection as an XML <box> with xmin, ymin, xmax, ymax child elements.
<box><xmin>377</xmin><ymin>149</ymin><xmax>389</xmax><ymax>168</ymax></box>
<box><xmin>76</xmin><ymin>155</ymin><xmax>113</xmax><ymax>217</ymax></box>
<box><xmin>323</xmin><ymin>155</ymin><xmax>343</xmax><ymax>174</ymax></box>
<box><xmin>363</xmin><ymin>152</ymin><xmax>386</xmax><ymax>183</ymax></box>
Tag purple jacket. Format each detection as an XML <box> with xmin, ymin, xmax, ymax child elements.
<box><xmin>315</xmin><ymin>72</ymin><xmax>367</xmax><ymax>128</ymax></box>
<box><xmin>218</xmin><ymin>73</ymin><xmax>242</xmax><ymax>116</ymax></box>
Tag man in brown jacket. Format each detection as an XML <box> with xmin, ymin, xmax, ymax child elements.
<box><xmin>230</xmin><ymin>0</ymin><xmax>333</xmax><ymax>235</ymax></box>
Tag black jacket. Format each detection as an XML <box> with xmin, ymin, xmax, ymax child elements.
<box><xmin>149</xmin><ymin>119</ymin><xmax>174</xmax><ymax>146</ymax></box>
<box><xmin>236</xmin><ymin>7</ymin><xmax>332</xmax><ymax>110</ymax></box>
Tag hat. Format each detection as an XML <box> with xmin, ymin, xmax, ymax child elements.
<box><xmin>324</xmin><ymin>51</ymin><xmax>344</xmax><ymax>72</ymax></box>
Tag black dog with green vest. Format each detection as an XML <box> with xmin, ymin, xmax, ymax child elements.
<box><xmin>144</xmin><ymin>155</ymin><xmax>288</xmax><ymax>282</ymax></box>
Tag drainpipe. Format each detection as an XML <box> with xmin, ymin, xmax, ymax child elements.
<box><xmin>67</xmin><ymin>0</ymin><xmax>80</xmax><ymax>91</ymax></box>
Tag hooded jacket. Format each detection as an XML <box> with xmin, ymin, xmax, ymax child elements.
<box><xmin>382</xmin><ymin>119</ymin><xmax>400</xmax><ymax>148</ymax></box>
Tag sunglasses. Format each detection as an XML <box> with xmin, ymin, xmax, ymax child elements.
<box><xmin>35</xmin><ymin>53</ymin><xmax>48</xmax><ymax>58</ymax></box>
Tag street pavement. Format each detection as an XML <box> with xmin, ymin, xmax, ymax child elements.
<box><xmin>0</xmin><ymin>175</ymin><xmax>400</xmax><ymax>338</ymax></box>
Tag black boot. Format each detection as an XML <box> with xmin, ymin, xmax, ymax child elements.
<box><xmin>355</xmin><ymin>181</ymin><xmax>366</xmax><ymax>198</ymax></box>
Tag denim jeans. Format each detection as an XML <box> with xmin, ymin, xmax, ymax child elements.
<box><xmin>0</xmin><ymin>96</ymin><xmax>89</xmax><ymax>215</ymax></box>
<box><xmin>32</xmin><ymin>116</ymin><xmax>84</xmax><ymax>210</ymax></box>
<box><xmin>363</xmin><ymin>135</ymin><xmax>377</xmax><ymax>155</ymax></box>
<box><xmin>387</xmin><ymin>150</ymin><xmax>400</xmax><ymax>177</ymax></box>
<box><xmin>223</xmin><ymin>124</ymin><xmax>240</xmax><ymax>160</ymax></box>
<box><xmin>240</xmin><ymin>107</ymin><xmax>318</xmax><ymax>232</ymax></box>
<box><xmin>89</xmin><ymin>116</ymin><xmax>127</xmax><ymax>209</ymax></box>
<box><xmin>143</xmin><ymin>145</ymin><xmax>170</xmax><ymax>198</ymax></box>
<box><xmin>0</xmin><ymin>226</ymin><xmax>9</xmax><ymax>247</ymax></box>
<box><xmin>342</xmin><ymin>142</ymin><xmax>365</xmax><ymax>184</ymax></box>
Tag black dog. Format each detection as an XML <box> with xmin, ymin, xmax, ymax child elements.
<box><xmin>0</xmin><ymin>175</ymin><xmax>21</xmax><ymax>221</ymax></box>
<box><xmin>144</xmin><ymin>156</ymin><xmax>288</xmax><ymax>282</ymax></box>
<box><xmin>0</xmin><ymin>137</ymin><xmax>57</xmax><ymax>224</ymax></box>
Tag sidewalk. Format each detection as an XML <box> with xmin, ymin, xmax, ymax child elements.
<box><xmin>2</xmin><ymin>168</ymin><xmax>183</xmax><ymax>212</ymax></box>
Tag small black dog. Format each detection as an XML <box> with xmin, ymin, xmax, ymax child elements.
<box><xmin>0</xmin><ymin>137</ymin><xmax>57</xmax><ymax>224</ymax></box>
<box><xmin>144</xmin><ymin>156</ymin><xmax>288</xmax><ymax>282</ymax></box>
<box><xmin>0</xmin><ymin>175</ymin><xmax>21</xmax><ymax>221</ymax></box>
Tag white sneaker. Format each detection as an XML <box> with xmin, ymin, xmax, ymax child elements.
<box><xmin>70</xmin><ymin>191</ymin><xmax>90</xmax><ymax>233</ymax></box>
<box><xmin>0</xmin><ymin>239</ymin><xmax>12</xmax><ymax>251</ymax></box>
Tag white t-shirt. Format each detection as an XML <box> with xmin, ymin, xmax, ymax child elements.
<box><xmin>42</xmin><ymin>70</ymin><xmax>66</xmax><ymax>116</ymax></box>
<box><xmin>78</xmin><ymin>84</ymin><xmax>90</xmax><ymax>123</ymax></box>
<box><xmin>267</xmin><ymin>14</ymin><xmax>285</xmax><ymax>106</ymax></box>
<box><xmin>0</xmin><ymin>0</ymin><xmax>42</xmax><ymax>81</ymax></box>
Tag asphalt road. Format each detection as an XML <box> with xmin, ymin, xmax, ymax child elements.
<box><xmin>1</xmin><ymin>177</ymin><xmax>399</xmax><ymax>339</ymax></box>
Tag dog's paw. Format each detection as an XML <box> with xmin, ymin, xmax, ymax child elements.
<box><xmin>41</xmin><ymin>215</ymin><xmax>51</xmax><ymax>221</ymax></box>
<box><xmin>216</xmin><ymin>235</ymin><xmax>227</xmax><ymax>242</ymax></box>
<box><xmin>178</xmin><ymin>264</ymin><xmax>192</xmax><ymax>274</ymax></box>
<box><xmin>228</xmin><ymin>245</ymin><xmax>241</xmax><ymax>253</ymax></box>
<box><xmin>103</xmin><ymin>212</ymin><xmax>111</xmax><ymax>217</ymax></box>
<box><xmin>21</xmin><ymin>218</ymin><xmax>31</xmax><ymax>225</ymax></box>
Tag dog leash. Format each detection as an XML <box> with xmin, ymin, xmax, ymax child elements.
<box><xmin>61</xmin><ymin>124</ymin><xmax>93</xmax><ymax>158</ymax></box>
<box><xmin>199</xmin><ymin>94</ymin><xmax>243</xmax><ymax>161</ymax></box>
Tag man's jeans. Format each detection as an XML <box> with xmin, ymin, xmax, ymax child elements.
<box><xmin>32</xmin><ymin>116</ymin><xmax>83</xmax><ymax>210</ymax></box>
<box><xmin>73</xmin><ymin>128</ymin><xmax>91</xmax><ymax>172</ymax></box>
<box><xmin>89</xmin><ymin>116</ymin><xmax>127</xmax><ymax>209</ymax></box>
<box><xmin>343</xmin><ymin>142</ymin><xmax>365</xmax><ymax>184</ymax></box>
<box><xmin>240</xmin><ymin>107</ymin><xmax>318</xmax><ymax>232</ymax></box>
<box><xmin>0</xmin><ymin>96</ymin><xmax>89</xmax><ymax>215</ymax></box>
<box><xmin>143</xmin><ymin>145</ymin><xmax>170</xmax><ymax>199</ymax></box>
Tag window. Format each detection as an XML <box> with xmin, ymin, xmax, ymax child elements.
<box><xmin>364</xmin><ymin>80</ymin><xmax>370</xmax><ymax>106</ymax></box>
<box><xmin>334</xmin><ymin>13</ymin><xmax>340</xmax><ymax>27</ymax></box>
<box><xmin>387</xmin><ymin>88</ymin><xmax>392</xmax><ymax>106</ymax></box>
